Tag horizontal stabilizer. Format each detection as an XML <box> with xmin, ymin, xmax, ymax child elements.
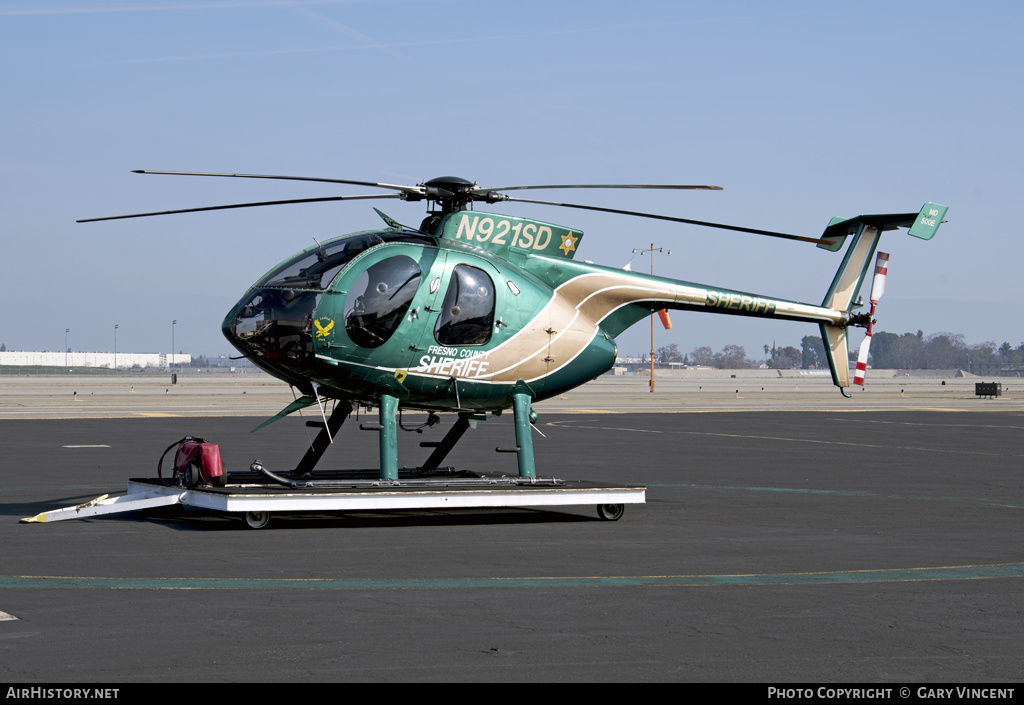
<box><xmin>817</xmin><ymin>202</ymin><xmax>948</xmax><ymax>251</ymax></box>
<box><xmin>907</xmin><ymin>203</ymin><xmax>948</xmax><ymax>240</ymax></box>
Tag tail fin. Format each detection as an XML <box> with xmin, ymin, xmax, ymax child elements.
<box><xmin>817</xmin><ymin>203</ymin><xmax>947</xmax><ymax>395</ymax></box>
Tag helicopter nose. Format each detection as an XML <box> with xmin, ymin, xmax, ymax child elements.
<box><xmin>223</xmin><ymin>287</ymin><xmax>318</xmax><ymax>383</ymax></box>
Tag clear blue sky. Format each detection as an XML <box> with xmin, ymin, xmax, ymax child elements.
<box><xmin>2</xmin><ymin>1</ymin><xmax>1020</xmax><ymax>360</ymax></box>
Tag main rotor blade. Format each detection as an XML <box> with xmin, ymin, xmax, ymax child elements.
<box><xmin>77</xmin><ymin>194</ymin><xmax>400</xmax><ymax>223</ymax></box>
<box><xmin>477</xmin><ymin>183</ymin><xmax>723</xmax><ymax>193</ymax></box>
<box><xmin>500</xmin><ymin>196</ymin><xmax>829</xmax><ymax>245</ymax></box>
<box><xmin>132</xmin><ymin>170</ymin><xmax>425</xmax><ymax>196</ymax></box>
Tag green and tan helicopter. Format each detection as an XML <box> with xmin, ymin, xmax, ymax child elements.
<box><xmin>80</xmin><ymin>173</ymin><xmax>947</xmax><ymax>483</ymax></box>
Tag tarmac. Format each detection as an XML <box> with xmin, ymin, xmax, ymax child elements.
<box><xmin>0</xmin><ymin>369</ymin><xmax>1021</xmax><ymax>418</ymax></box>
<box><xmin>0</xmin><ymin>372</ymin><xmax>1022</xmax><ymax>682</ymax></box>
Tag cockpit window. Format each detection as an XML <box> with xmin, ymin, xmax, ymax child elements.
<box><xmin>435</xmin><ymin>265</ymin><xmax>495</xmax><ymax>346</ymax></box>
<box><xmin>252</xmin><ymin>230</ymin><xmax>435</xmax><ymax>292</ymax></box>
<box><xmin>344</xmin><ymin>255</ymin><xmax>422</xmax><ymax>348</ymax></box>
<box><xmin>259</xmin><ymin>232</ymin><xmax>383</xmax><ymax>291</ymax></box>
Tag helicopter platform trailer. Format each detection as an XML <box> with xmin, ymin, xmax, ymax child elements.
<box><xmin>21</xmin><ymin>471</ymin><xmax>645</xmax><ymax>529</ymax></box>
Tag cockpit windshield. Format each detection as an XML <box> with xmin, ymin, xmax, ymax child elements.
<box><xmin>257</xmin><ymin>232</ymin><xmax>384</xmax><ymax>291</ymax></box>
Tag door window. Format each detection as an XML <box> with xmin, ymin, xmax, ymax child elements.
<box><xmin>435</xmin><ymin>265</ymin><xmax>495</xmax><ymax>346</ymax></box>
<box><xmin>343</xmin><ymin>255</ymin><xmax>422</xmax><ymax>348</ymax></box>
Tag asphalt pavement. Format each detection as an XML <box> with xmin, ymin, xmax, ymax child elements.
<box><xmin>1</xmin><ymin>407</ymin><xmax>1022</xmax><ymax>682</ymax></box>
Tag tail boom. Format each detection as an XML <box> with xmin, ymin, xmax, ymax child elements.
<box><xmin>548</xmin><ymin>202</ymin><xmax>944</xmax><ymax>396</ymax></box>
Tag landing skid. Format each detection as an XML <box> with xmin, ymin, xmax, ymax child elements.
<box><xmin>296</xmin><ymin>391</ymin><xmax>545</xmax><ymax>482</ymax></box>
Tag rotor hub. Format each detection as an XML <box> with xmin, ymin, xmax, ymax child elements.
<box><xmin>423</xmin><ymin>176</ymin><xmax>477</xmax><ymax>213</ymax></box>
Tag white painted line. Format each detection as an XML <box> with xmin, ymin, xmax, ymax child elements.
<box><xmin>0</xmin><ymin>611</ymin><xmax>19</xmax><ymax>621</ymax></box>
<box><xmin>62</xmin><ymin>445</ymin><xmax>111</xmax><ymax>448</ymax></box>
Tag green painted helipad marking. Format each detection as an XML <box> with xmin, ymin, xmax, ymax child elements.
<box><xmin>1</xmin><ymin>563</ymin><xmax>1021</xmax><ymax>591</ymax></box>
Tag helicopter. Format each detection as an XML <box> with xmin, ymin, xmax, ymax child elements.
<box><xmin>79</xmin><ymin>172</ymin><xmax>947</xmax><ymax>484</ymax></box>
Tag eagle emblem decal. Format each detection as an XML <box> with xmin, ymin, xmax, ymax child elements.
<box><xmin>313</xmin><ymin>318</ymin><xmax>335</xmax><ymax>339</ymax></box>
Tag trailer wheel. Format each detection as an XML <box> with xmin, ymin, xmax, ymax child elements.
<box><xmin>597</xmin><ymin>504</ymin><xmax>624</xmax><ymax>521</ymax></box>
<box><xmin>244</xmin><ymin>511</ymin><xmax>271</xmax><ymax>529</ymax></box>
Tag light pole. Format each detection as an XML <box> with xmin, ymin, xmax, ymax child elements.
<box><xmin>65</xmin><ymin>328</ymin><xmax>69</xmax><ymax>368</ymax></box>
<box><xmin>171</xmin><ymin>320</ymin><xmax>177</xmax><ymax>371</ymax></box>
<box><xmin>632</xmin><ymin>244</ymin><xmax>671</xmax><ymax>392</ymax></box>
<box><xmin>114</xmin><ymin>324</ymin><xmax>119</xmax><ymax>370</ymax></box>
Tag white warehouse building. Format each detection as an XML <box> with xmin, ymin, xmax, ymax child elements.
<box><xmin>0</xmin><ymin>351</ymin><xmax>191</xmax><ymax>369</ymax></box>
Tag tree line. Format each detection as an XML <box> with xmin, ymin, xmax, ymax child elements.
<box><xmin>864</xmin><ymin>331</ymin><xmax>1023</xmax><ymax>371</ymax></box>
<box><xmin>653</xmin><ymin>332</ymin><xmax>1024</xmax><ymax>370</ymax></box>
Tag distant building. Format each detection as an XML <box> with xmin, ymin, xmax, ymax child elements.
<box><xmin>966</xmin><ymin>361</ymin><xmax>1024</xmax><ymax>377</ymax></box>
<box><xmin>0</xmin><ymin>351</ymin><xmax>191</xmax><ymax>369</ymax></box>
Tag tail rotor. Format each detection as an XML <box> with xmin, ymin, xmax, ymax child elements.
<box><xmin>853</xmin><ymin>252</ymin><xmax>889</xmax><ymax>386</ymax></box>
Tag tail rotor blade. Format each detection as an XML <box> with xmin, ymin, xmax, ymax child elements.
<box><xmin>870</xmin><ymin>252</ymin><xmax>889</xmax><ymax>302</ymax></box>
<box><xmin>854</xmin><ymin>251</ymin><xmax>890</xmax><ymax>386</ymax></box>
<box><xmin>853</xmin><ymin>336</ymin><xmax>871</xmax><ymax>386</ymax></box>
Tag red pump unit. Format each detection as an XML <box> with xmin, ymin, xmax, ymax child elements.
<box><xmin>158</xmin><ymin>436</ymin><xmax>226</xmax><ymax>487</ymax></box>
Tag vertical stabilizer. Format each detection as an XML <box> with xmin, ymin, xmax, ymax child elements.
<box><xmin>821</xmin><ymin>323</ymin><xmax>851</xmax><ymax>391</ymax></box>
<box><xmin>819</xmin><ymin>223</ymin><xmax>881</xmax><ymax>395</ymax></box>
<box><xmin>821</xmin><ymin>225</ymin><xmax>881</xmax><ymax>312</ymax></box>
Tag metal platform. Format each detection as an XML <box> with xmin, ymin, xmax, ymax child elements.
<box><xmin>22</xmin><ymin>473</ymin><xmax>646</xmax><ymax>528</ymax></box>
